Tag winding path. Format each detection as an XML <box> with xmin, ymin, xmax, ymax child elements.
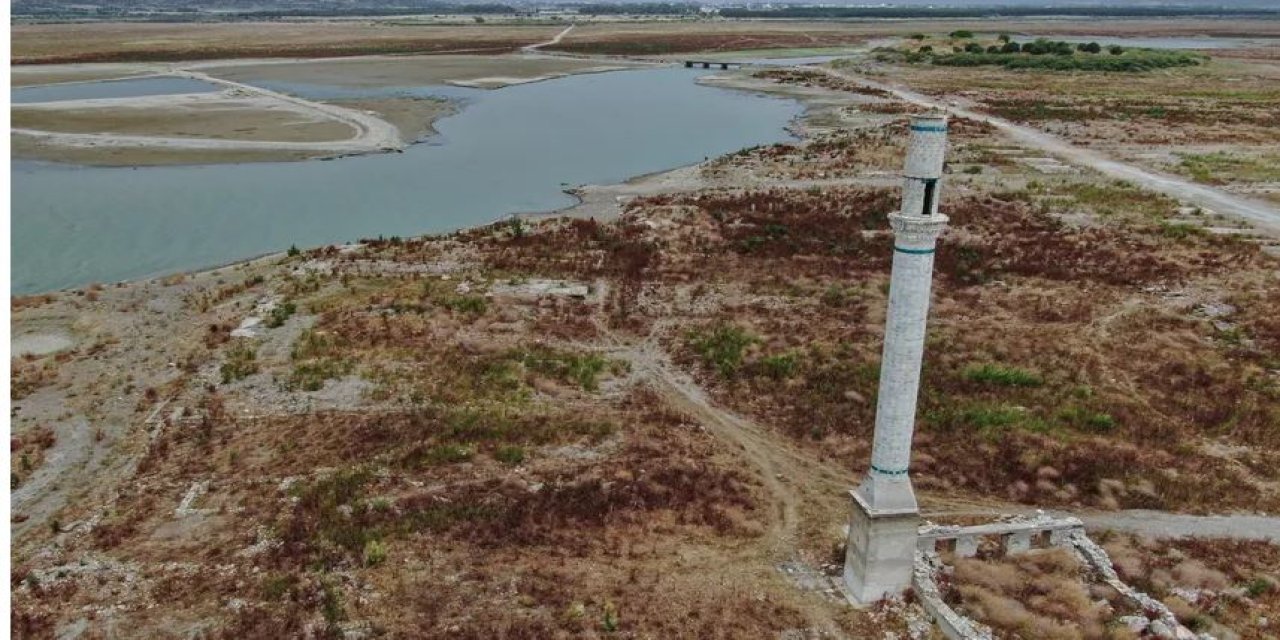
<box><xmin>522</xmin><ymin>24</ymin><xmax>575</xmax><ymax>53</ymax></box>
<box><xmin>821</xmin><ymin>67</ymin><xmax>1280</xmax><ymax>237</ymax></box>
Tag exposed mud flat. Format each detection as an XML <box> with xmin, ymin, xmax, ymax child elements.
<box><xmin>12</xmin><ymin>332</ymin><xmax>75</xmax><ymax>357</ymax></box>
<box><xmin>200</xmin><ymin>54</ymin><xmax>638</xmax><ymax>89</ymax></box>
<box><xmin>324</xmin><ymin>96</ymin><xmax>456</xmax><ymax>143</ymax></box>
<box><xmin>13</xmin><ymin>92</ymin><xmax>356</xmax><ymax>141</ymax></box>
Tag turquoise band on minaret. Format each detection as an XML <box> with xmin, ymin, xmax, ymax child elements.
<box><xmin>893</xmin><ymin>246</ymin><xmax>935</xmax><ymax>255</ymax></box>
<box><xmin>870</xmin><ymin>464</ymin><xmax>909</xmax><ymax>475</ymax></box>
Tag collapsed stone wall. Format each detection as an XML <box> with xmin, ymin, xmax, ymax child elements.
<box><xmin>910</xmin><ymin>514</ymin><xmax>1212</xmax><ymax>640</ymax></box>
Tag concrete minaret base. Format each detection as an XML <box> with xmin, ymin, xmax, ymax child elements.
<box><xmin>843</xmin><ymin>490</ymin><xmax>920</xmax><ymax>605</ymax></box>
<box><xmin>844</xmin><ymin>114</ymin><xmax>950</xmax><ymax>605</ymax></box>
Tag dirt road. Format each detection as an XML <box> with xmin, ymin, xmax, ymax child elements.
<box><xmin>523</xmin><ymin>24</ymin><xmax>576</xmax><ymax>53</ymax></box>
<box><xmin>1076</xmin><ymin>510</ymin><xmax>1280</xmax><ymax>541</ymax></box>
<box><xmin>822</xmin><ymin>67</ymin><xmax>1280</xmax><ymax>237</ymax></box>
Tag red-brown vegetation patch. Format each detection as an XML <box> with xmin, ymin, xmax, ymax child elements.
<box><xmin>1101</xmin><ymin>533</ymin><xmax>1280</xmax><ymax>638</ymax></box>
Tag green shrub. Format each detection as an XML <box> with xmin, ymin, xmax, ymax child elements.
<box><xmin>494</xmin><ymin>445</ymin><xmax>526</xmax><ymax>465</ymax></box>
<box><xmin>321</xmin><ymin>580</ymin><xmax>345</xmax><ymax>626</ymax></box>
<box><xmin>759</xmin><ymin>352</ymin><xmax>800</xmax><ymax>380</ymax></box>
<box><xmin>963</xmin><ymin>363</ymin><xmax>1043</xmax><ymax>387</ymax></box>
<box><xmin>261</xmin><ymin>573</ymin><xmax>297</xmax><ymax>601</ymax></box>
<box><xmin>291</xmin><ymin>328</ymin><xmax>343</xmax><ymax>361</ymax></box>
<box><xmin>1158</xmin><ymin>222</ymin><xmax>1207</xmax><ymax>241</ymax></box>
<box><xmin>362</xmin><ymin>539</ymin><xmax>388</xmax><ymax>567</ymax></box>
<box><xmin>220</xmin><ymin>342</ymin><xmax>258</xmax><ymax>384</ymax></box>
<box><xmin>930</xmin><ymin>46</ymin><xmax>1203</xmax><ymax>72</ymax></box>
<box><xmin>264</xmin><ymin>301</ymin><xmax>297</xmax><ymax>329</ymax></box>
<box><xmin>688</xmin><ymin>324</ymin><xmax>758</xmax><ymax>378</ymax></box>
<box><xmin>1246</xmin><ymin>577</ymin><xmax>1273</xmax><ymax>598</ymax></box>
<box><xmin>442</xmin><ymin>295</ymin><xmax>488</xmax><ymax>315</ymax></box>
<box><xmin>949</xmin><ymin>30</ymin><xmax>974</xmax><ymax>38</ymax></box>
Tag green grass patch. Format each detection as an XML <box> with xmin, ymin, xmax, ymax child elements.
<box><xmin>1057</xmin><ymin>405</ymin><xmax>1118</xmax><ymax>433</ymax></box>
<box><xmin>1177</xmin><ymin>151</ymin><xmax>1280</xmax><ymax>186</ymax></box>
<box><xmin>758</xmin><ymin>352</ymin><xmax>800</xmax><ymax>380</ymax></box>
<box><xmin>1059</xmin><ymin>181</ymin><xmax>1176</xmax><ymax>221</ymax></box>
<box><xmin>962</xmin><ymin>363</ymin><xmax>1044</xmax><ymax>387</ymax></box>
<box><xmin>412</xmin><ymin>443</ymin><xmax>474</xmax><ymax>468</ymax></box>
<box><xmin>288</xmin><ymin>329</ymin><xmax>352</xmax><ymax>390</ymax></box>
<box><xmin>441</xmin><ymin>294</ymin><xmax>488</xmax><ymax>315</ymax></box>
<box><xmin>688</xmin><ymin>323</ymin><xmax>759</xmax><ymax>378</ymax></box>
<box><xmin>927</xmin><ymin>403</ymin><xmax>1051</xmax><ymax>437</ymax></box>
<box><xmin>288</xmin><ymin>358</ymin><xmax>353</xmax><ymax>391</ymax></box>
<box><xmin>515</xmin><ymin>347</ymin><xmax>612</xmax><ymax>391</ymax></box>
<box><xmin>494</xmin><ymin>445</ymin><xmax>526</xmax><ymax>466</ymax></box>
<box><xmin>442</xmin><ymin>407</ymin><xmax>614</xmax><ymax>447</ymax></box>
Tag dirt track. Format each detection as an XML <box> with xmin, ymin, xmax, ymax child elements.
<box><xmin>823</xmin><ymin>66</ymin><xmax>1280</xmax><ymax>237</ymax></box>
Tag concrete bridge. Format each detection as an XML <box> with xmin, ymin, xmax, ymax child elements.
<box><xmin>683</xmin><ymin>60</ymin><xmax>747</xmax><ymax>70</ymax></box>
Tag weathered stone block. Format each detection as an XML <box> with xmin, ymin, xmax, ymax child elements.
<box><xmin>1005</xmin><ymin>530</ymin><xmax>1032</xmax><ymax>554</ymax></box>
<box><xmin>954</xmin><ymin>535</ymin><xmax>979</xmax><ymax>558</ymax></box>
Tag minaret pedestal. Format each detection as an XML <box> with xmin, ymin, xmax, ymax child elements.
<box><xmin>844</xmin><ymin>114</ymin><xmax>950</xmax><ymax>605</ymax></box>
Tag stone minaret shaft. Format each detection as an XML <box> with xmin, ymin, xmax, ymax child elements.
<box><xmin>844</xmin><ymin>114</ymin><xmax>949</xmax><ymax>605</ymax></box>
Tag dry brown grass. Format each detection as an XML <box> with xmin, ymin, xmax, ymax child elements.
<box><xmin>1098</xmin><ymin>533</ymin><xmax>1280</xmax><ymax>639</ymax></box>
<box><xmin>946</xmin><ymin>548</ymin><xmax>1122</xmax><ymax>639</ymax></box>
<box><xmin>11</xmin><ymin>22</ymin><xmax>559</xmax><ymax>64</ymax></box>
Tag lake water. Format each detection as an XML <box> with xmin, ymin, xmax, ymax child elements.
<box><xmin>11</xmin><ymin>68</ymin><xmax>802</xmax><ymax>294</ymax></box>
<box><xmin>11</xmin><ymin>76</ymin><xmax>220</xmax><ymax>104</ymax></box>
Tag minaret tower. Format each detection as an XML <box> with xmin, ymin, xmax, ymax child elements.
<box><xmin>844</xmin><ymin>114</ymin><xmax>949</xmax><ymax>604</ymax></box>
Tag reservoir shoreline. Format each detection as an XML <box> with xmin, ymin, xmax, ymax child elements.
<box><xmin>12</xmin><ymin>65</ymin><xmax>807</xmax><ymax>295</ymax></box>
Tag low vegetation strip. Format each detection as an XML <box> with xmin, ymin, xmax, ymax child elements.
<box><xmin>881</xmin><ymin>38</ymin><xmax>1206</xmax><ymax>72</ymax></box>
